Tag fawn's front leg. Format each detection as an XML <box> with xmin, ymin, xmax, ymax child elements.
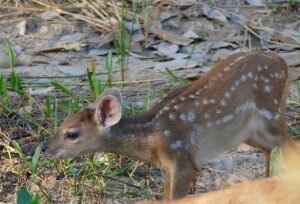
<box><xmin>163</xmin><ymin>159</ymin><xmax>197</xmax><ymax>200</ymax></box>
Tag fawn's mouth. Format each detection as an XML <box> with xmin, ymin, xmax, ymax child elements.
<box><xmin>43</xmin><ymin>150</ymin><xmax>60</xmax><ymax>158</ymax></box>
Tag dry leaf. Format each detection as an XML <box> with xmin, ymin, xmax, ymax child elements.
<box><xmin>157</xmin><ymin>42</ymin><xmax>179</xmax><ymax>56</ymax></box>
<box><xmin>279</xmin><ymin>51</ymin><xmax>300</xmax><ymax>66</ymax></box>
<box><xmin>246</xmin><ymin>0</ymin><xmax>265</xmax><ymax>6</ymax></box>
<box><xmin>151</xmin><ymin>29</ymin><xmax>193</xmax><ymax>46</ymax></box>
<box><xmin>202</xmin><ymin>3</ymin><xmax>228</xmax><ymax>26</ymax></box>
<box><xmin>154</xmin><ymin>58</ymin><xmax>197</xmax><ymax>71</ymax></box>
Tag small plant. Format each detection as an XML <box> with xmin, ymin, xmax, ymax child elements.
<box><xmin>12</xmin><ymin>140</ymin><xmax>28</xmax><ymax>168</ymax></box>
<box><xmin>17</xmin><ymin>187</ymin><xmax>41</xmax><ymax>204</ymax></box>
<box><xmin>106</xmin><ymin>51</ymin><xmax>113</xmax><ymax>88</ymax></box>
<box><xmin>6</xmin><ymin>39</ymin><xmax>23</xmax><ymax>93</ymax></box>
<box><xmin>44</xmin><ymin>95</ymin><xmax>52</xmax><ymax>117</ymax></box>
<box><xmin>0</xmin><ymin>75</ymin><xmax>10</xmax><ymax>107</ymax></box>
<box><xmin>87</xmin><ymin>58</ymin><xmax>104</xmax><ymax>99</ymax></box>
<box><xmin>51</xmin><ymin>81</ymin><xmax>80</xmax><ymax>111</ymax></box>
<box><xmin>5</xmin><ymin>39</ymin><xmax>15</xmax><ymax>69</ymax></box>
<box><xmin>165</xmin><ymin>68</ymin><xmax>188</xmax><ymax>86</ymax></box>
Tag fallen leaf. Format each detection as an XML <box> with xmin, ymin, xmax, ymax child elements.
<box><xmin>88</xmin><ymin>48</ymin><xmax>114</xmax><ymax>56</ymax></box>
<box><xmin>157</xmin><ymin>42</ymin><xmax>179</xmax><ymax>56</ymax></box>
<box><xmin>57</xmin><ymin>66</ymin><xmax>85</xmax><ymax>76</ymax></box>
<box><xmin>151</xmin><ymin>29</ymin><xmax>193</xmax><ymax>46</ymax></box>
<box><xmin>154</xmin><ymin>58</ymin><xmax>197</xmax><ymax>71</ymax></box>
<box><xmin>183</xmin><ymin>30</ymin><xmax>200</xmax><ymax>39</ymax></box>
<box><xmin>246</xmin><ymin>0</ymin><xmax>266</xmax><ymax>6</ymax></box>
<box><xmin>29</xmin><ymin>87</ymin><xmax>54</xmax><ymax>96</ymax></box>
<box><xmin>202</xmin><ymin>3</ymin><xmax>228</xmax><ymax>26</ymax></box>
<box><xmin>279</xmin><ymin>51</ymin><xmax>300</xmax><ymax>66</ymax></box>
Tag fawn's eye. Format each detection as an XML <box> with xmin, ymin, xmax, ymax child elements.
<box><xmin>65</xmin><ymin>131</ymin><xmax>80</xmax><ymax>141</ymax></box>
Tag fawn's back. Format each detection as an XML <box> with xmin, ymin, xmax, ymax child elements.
<box><xmin>152</xmin><ymin>52</ymin><xmax>288</xmax><ymax>167</ymax></box>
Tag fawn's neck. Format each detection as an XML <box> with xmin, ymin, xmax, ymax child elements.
<box><xmin>102</xmin><ymin>110</ymin><xmax>158</xmax><ymax>161</ymax></box>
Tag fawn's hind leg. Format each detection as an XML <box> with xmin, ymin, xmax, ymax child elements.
<box><xmin>245</xmin><ymin>140</ymin><xmax>271</xmax><ymax>176</ymax></box>
<box><xmin>246</xmin><ymin>116</ymin><xmax>289</xmax><ymax>177</ymax></box>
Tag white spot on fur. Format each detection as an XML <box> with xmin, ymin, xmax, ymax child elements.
<box><xmin>248</xmin><ymin>72</ymin><xmax>253</xmax><ymax>79</ymax></box>
<box><xmin>274</xmin><ymin>99</ymin><xmax>278</xmax><ymax>104</ymax></box>
<box><xmin>187</xmin><ymin>112</ymin><xmax>196</xmax><ymax>122</ymax></box>
<box><xmin>170</xmin><ymin>140</ymin><xmax>182</xmax><ymax>150</ymax></box>
<box><xmin>174</xmin><ymin>105</ymin><xmax>179</xmax><ymax>110</ymax></box>
<box><xmin>217</xmin><ymin>73</ymin><xmax>223</xmax><ymax>78</ymax></box>
<box><xmin>164</xmin><ymin>130</ymin><xmax>171</xmax><ymax>137</ymax></box>
<box><xmin>264</xmin><ymin>65</ymin><xmax>269</xmax><ymax>70</ymax></box>
<box><xmin>224</xmin><ymin>92</ymin><xmax>231</xmax><ymax>98</ymax></box>
<box><xmin>171</xmin><ymin>99</ymin><xmax>176</xmax><ymax>104</ymax></box>
<box><xmin>224</xmin><ymin>66</ymin><xmax>230</xmax><ymax>72</ymax></box>
<box><xmin>210</xmin><ymin>99</ymin><xmax>216</xmax><ymax>104</ymax></box>
<box><xmin>234</xmin><ymin>56</ymin><xmax>245</xmax><ymax>62</ymax></box>
<box><xmin>241</xmin><ymin>75</ymin><xmax>247</xmax><ymax>82</ymax></box>
<box><xmin>169</xmin><ymin>113</ymin><xmax>176</xmax><ymax>121</ymax></box>
<box><xmin>195</xmin><ymin>101</ymin><xmax>200</xmax><ymax>107</ymax></box>
<box><xmin>235</xmin><ymin>101</ymin><xmax>256</xmax><ymax>114</ymax></box>
<box><xmin>264</xmin><ymin>78</ymin><xmax>270</xmax><ymax>83</ymax></box>
<box><xmin>216</xmin><ymin>109</ymin><xmax>222</xmax><ymax>114</ymax></box>
<box><xmin>204</xmin><ymin>85</ymin><xmax>209</xmax><ymax>89</ymax></box>
<box><xmin>180</xmin><ymin>113</ymin><xmax>187</xmax><ymax>121</ymax></box>
<box><xmin>220</xmin><ymin>99</ymin><xmax>227</xmax><ymax>106</ymax></box>
<box><xmin>180</xmin><ymin>96</ymin><xmax>186</xmax><ymax>101</ymax></box>
<box><xmin>253</xmin><ymin>83</ymin><xmax>258</xmax><ymax>89</ymax></box>
<box><xmin>204</xmin><ymin>113</ymin><xmax>210</xmax><ymax>118</ymax></box>
<box><xmin>257</xmin><ymin>65</ymin><xmax>262</xmax><ymax>72</ymax></box>
<box><xmin>203</xmin><ymin>99</ymin><xmax>208</xmax><ymax>105</ymax></box>
<box><xmin>274</xmin><ymin>113</ymin><xmax>280</xmax><ymax>120</ymax></box>
<box><xmin>258</xmin><ymin>109</ymin><xmax>273</xmax><ymax>120</ymax></box>
<box><xmin>222</xmin><ymin>114</ymin><xmax>234</xmax><ymax>123</ymax></box>
<box><xmin>215</xmin><ymin>120</ymin><xmax>222</xmax><ymax>126</ymax></box>
<box><xmin>230</xmin><ymin>86</ymin><xmax>236</xmax><ymax>91</ymax></box>
<box><xmin>196</xmin><ymin>90</ymin><xmax>202</xmax><ymax>95</ymax></box>
<box><xmin>189</xmin><ymin>94</ymin><xmax>196</xmax><ymax>99</ymax></box>
<box><xmin>206</xmin><ymin>122</ymin><xmax>213</xmax><ymax>128</ymax></box>
<box><xmin>264</xmin><ymin>85</ymin><xmax>272</xmax><ymax>93</ymax></box>
<box><xmin>163</xmin><ymin>106</ymin><xmax>170</xmax><ymax>111</ymax></box>
<box><xmin>254</xmin><ymin>76</ymin><xmax>258</xmax><ymax>81</ymax></box>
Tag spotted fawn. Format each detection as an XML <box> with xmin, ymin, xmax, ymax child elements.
<box><xmin>42</xmin><ymin>52</ymin><xmax>291</xmax><ymax>200</ymax></box>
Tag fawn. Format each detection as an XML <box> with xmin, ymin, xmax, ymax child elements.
<box><xmin>42</xmin><ymin>52</ymin><xmax>291</xmax><ymax>200</ymax></box>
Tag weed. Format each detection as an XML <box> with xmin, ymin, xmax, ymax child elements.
<box><xmin>17</xmin><ymin>187</ymin><xmax>41</xmax><ymax>204</ymax></box>
<box><xmin>44</xmin><ymin>95</ymin><xmax>52</xmax><ymax>117</ymax></box>
<box><xmin>0</xmin><ymin>75</ymin><xmax>10</xmax><ymax>107</ymax></box>
<box><xmin>11</xmin><ymin>140</ymin><xmax>29</xmax><ymax>168</ymax></box>
<box><xmin>106</xmin><ymin>51</ymin><xmax>113</xmax><ymax>88</ymax></box>
<box><xmin>87</xmin><ymin>59</ymin><xmax>104</xmax><ymax>99</ymax></box>
<box><xmin>165</xmin><ymin>68</ymin><xmax>188</xmax><ymax>86</ymax></box>
<box><xmin>51</xmin><ymin>81</ymin><xmax>80</xmax><ymax>111</ymax></box>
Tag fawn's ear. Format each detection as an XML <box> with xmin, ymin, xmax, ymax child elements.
<box><xmin>94</xmin><ymin>88</ymin><xmax>122</xmax><ymax>127</ymax></box>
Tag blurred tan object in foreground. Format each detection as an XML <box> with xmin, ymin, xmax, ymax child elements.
<box><xmin>139</xmin><ymin>144</ymin><xmax>300</xmax><ymax>204</ymax></box>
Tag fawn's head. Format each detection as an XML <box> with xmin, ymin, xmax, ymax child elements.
<box><xmin>42</xmin><ymin>88</ymin><xmax>123</xmax><ymax>158</ymax></box>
